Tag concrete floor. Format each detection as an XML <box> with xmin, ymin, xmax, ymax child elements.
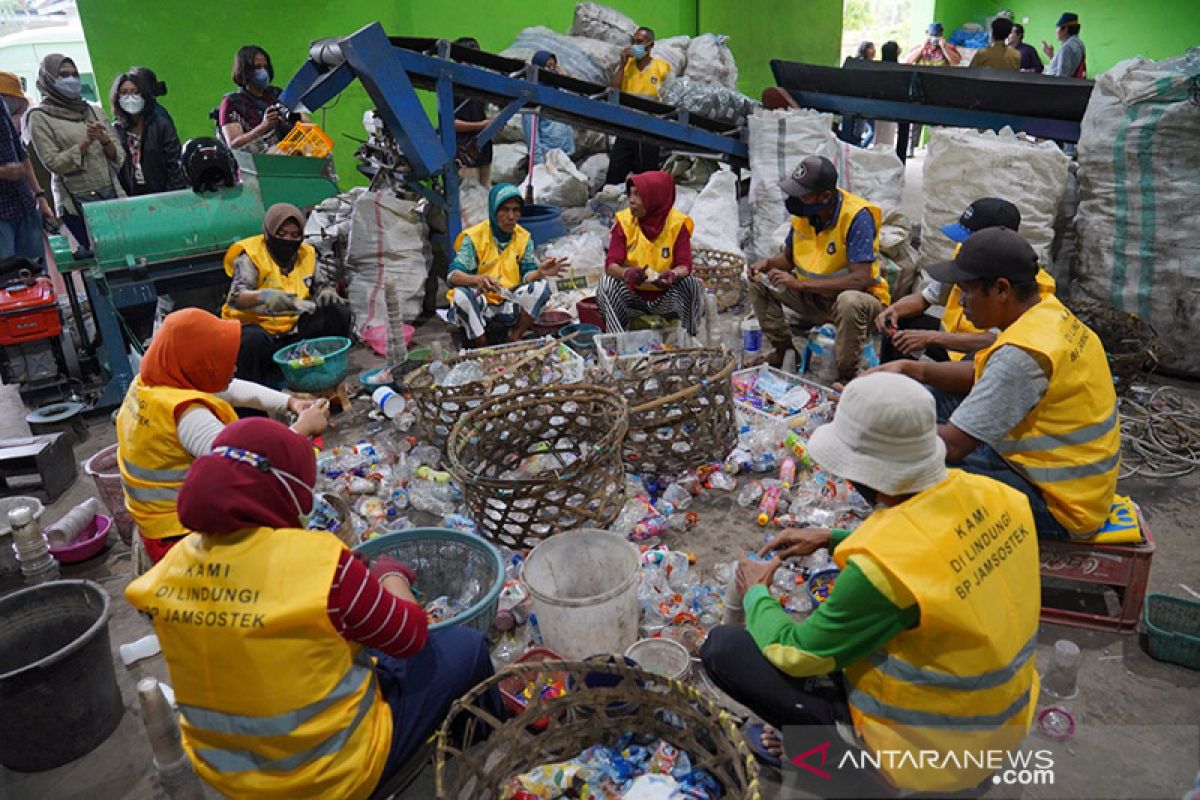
<box><xmin>2</xmin><ymin>155</ymin><xmax>1198</xmax><ymax>799</ymax></box>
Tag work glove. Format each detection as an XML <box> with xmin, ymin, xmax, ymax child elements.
<box><xmin>369</xmin><ymin>555</ymin><xmax>417</xmax><ymax>587</ymax></box>
<box><xmin>315</xmin><ymin>287</ymin><xmax>347</xmax><ymax>307</ymax></box>
<box><xmin>258</xmin><ymin>288</ymin><xmax>300</xmax><ymax>313</ymax></box>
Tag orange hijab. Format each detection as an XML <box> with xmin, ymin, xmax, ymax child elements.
<box><xmin>139</xmin><ymin>308</ymin><xmax>240</xmax><ymax>393</ymax></box>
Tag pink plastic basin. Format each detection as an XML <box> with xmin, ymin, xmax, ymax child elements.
<box><xmin>48</xmin><ymin>515</ymin><xmax>112</xmax><ymax>564</ymax></box>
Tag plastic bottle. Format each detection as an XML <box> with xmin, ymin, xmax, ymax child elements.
<box><xmin>119</xmin><ymin>634</ymin><xmax>161</xmax><ymax>667</ymax></box>
<box><xmin>371</xmin><ymin>386</ymin><xmax>405</xmax><ymax>419</ymax></box>
<box><xmin>783</xmin><ymin>430</ymin><xmax>814</xmax><ymax>467</ymax></box>
<box><xmin>137</xmin><ymin>678</ymin><xmax>206</xmax><ymax>800</ymax></box>
<box><xmin>1041</xmin><ymin>639</ymin><xmax>1082</xmax><ymax>700</ymax></box>
<box><xmin>736</xmin><ymin>481</ymin><xmax>763</xmax><ymax>508</ymax></box>
<box><xmin>661</xmin><ymin>481</ymin><xmax>693</xmax><ymax>511</ymax></box>
<box><xmin>9</xmin><ymin>506</ymin><xmax>58</xmax><ymax>584</ymax></box>
<box><xmin>740</xmin><ymin>317</ymin><xmax>763</xmax><ymax>364</ymax></box>
<box><xmin>705</xmin><ymin>470</ymin><xmax>737</xmax><ymax>492</ymax></box>
<box><xmin>757</xmin><ymin>484</ymin><xmax>782</xmax><ymax>526</ymax></box>
<box><xmin>703</xmin><ymin>290</ymin><xmax>720</xmax><ymax>348</ymax></box>
<box><xmin>723</xmin><ymin>448</ymin><xmax>752</xmax><ymax>475</ymax></box>
<box><xmin>779</xmin><ymin>457</ymin><xmax>798</xmax><ymax>489</ymax></box>
<box><xmin>43</xmin><ymin>498</ymin><xmax>102</xmax><ymax>548</ymax></box>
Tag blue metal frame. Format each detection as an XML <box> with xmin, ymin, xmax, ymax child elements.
<box><xmin>784</xmin><ymin>90</ymin><xmax>1082</xmax><ymax>143</ymax></box>
<box><xmin>280</xmin><ymin>22</ymin><xmax>748</xmax><ymax>263</ymax></box>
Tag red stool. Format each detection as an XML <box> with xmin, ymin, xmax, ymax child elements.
<box><xmin>1039</xmin><ymin>523</ymin><xmax>1155</xmax><ymax>634</ymax></box>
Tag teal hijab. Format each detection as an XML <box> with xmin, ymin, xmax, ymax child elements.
<box><xmin>488</xmin><ymin>183</ymin><xmax>524</xmax><ymax>247</ymax></box>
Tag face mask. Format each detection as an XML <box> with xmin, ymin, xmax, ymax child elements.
<box><xmin>118</xmin><ymin>94</ymin><xmax>144</xmax><ymax>115</ymax></box>
<box><xmin>212</xmin><ymin>446</ymin><xmax>314</xmax><ymax>525</ymax></box>
<box><xmin>266</xmin><ymin>235</ymin><xmax>302</xmax><ymax>267</ymax></box>
<box><xmin>250</xmin><ymin>68</ymin><xmax>270</xmax><ymax>89</ymax></box>
<box><xmin>54</xmin><ymin>76</ymin><xmax>82</xmax><ymax>99</ymax></box>
<box><xmin>785</xmin><ymin>195</ymin><xmax>832</xmax><ymax>221</ymax></box>
<box><xmin>630</xmin><ymin>44</ymin><xmax>647</xmax><ymax>58</ymax></box>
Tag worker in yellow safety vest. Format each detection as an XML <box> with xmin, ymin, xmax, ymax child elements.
<box><xmin>116</xmin><ymin>308</ymin><xmax>328</xmax><ymax>566</ymax></box>
<box><xmin>126</xmin><ymin>418</ymin><xmax>503</xmax><ymax>799</ymax></box>
<box><xmin>221</xmin><ymin>202</ymin><xmax>351</xmax><ymax>388</ymax></box>
<box><xmin>604</xmin><ymin>24</ymin><xmax>670</xmax><ymax>185</ymax></box>
<box><xmin>866</xmin><ymin>227</ymin><xmax>1119</xmax><ymax>540</ymax></box>
<box><xmin>877</xmin><ymin>198</ymin><xmax>1056</xmax><ymax>362</ymax></box>
<box><xmin>700</xmin><ymin>372</ymin><xmax>1040</xmax><ymax>794</ymax></box>
<box><xmin>748</xmin><ymin>155</ymin><xmax>892</xmax><ymax>383</ymax></box>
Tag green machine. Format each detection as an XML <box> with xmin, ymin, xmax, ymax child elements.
<box><xmin>53</xmin><ymin>152</ymin><xmax>339</xmax><ymax>408</ymax></box>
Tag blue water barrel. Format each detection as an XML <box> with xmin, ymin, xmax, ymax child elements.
<box><xmin>520</xmin><ymin>204</ymin><xmax>568</xmax><ymax>245</ymax></box>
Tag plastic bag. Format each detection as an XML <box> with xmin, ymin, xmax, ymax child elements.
<box><xmin>831</xmin><ymin>140</ymin><xmax>905</xmax><ymax>218</ymax></box>
<box><xmin>661</xmin><ymin>76</ymin><xmax>758</xmax><ymax>125</ymax></box>
<box><xmin>491</xmin><ymin>142</ymin><xmax>527</xmax><ymax>185</ymax></box>
<box><xmin>524</xmin><ymin>148</ymin><xmax>590</xmax><ymax>207</ymax></box>
<box><xmin>501</xmin><ymin>27</ymin><xmax>621</xmax><ymax>86</ymax></box>
<box><xmin>569</xmin><ymin>1</ymin><xmax>637</xmax><ymax>47</ymax></box>
<box><xmin>459</xmin><ymin>177</ymin><xmax>489</xmax><ymax>229</ymax></box>
<box><xmin>654</xmin><ymin>35</ymin><xmax>690</xmax><ymax>76</ymax></box>
<box><xmin>689</xmin><ymin>169</ymin><xmax>742</xmax><ymax>254</ymax></box>
<box><xmin>345</xmin><ymin>191</ymin><xmax>432</xmax><ymax>333</ymax></box>
<box><xmin>674</xmin><ymin>185</ymin><xmax>698</xmax><ymax>215</ymax></box>
<box><xmin>577</xmin><ymin>152</ymin><xmax>610</xmax><ymax>194</ymax></box>
<box><xmin>685</xmin><ymin>33</ymin><xmax>739</xmax><ymax>89</ymax></box>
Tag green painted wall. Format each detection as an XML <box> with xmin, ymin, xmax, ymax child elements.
<box><xmin>700</xmin><ymin>0</ymin><xmax>844</xmax><ymax>100</ymax></box>
<box><xmin>76</xmin><ymin>0</ymin><xmax>842</xmax><ymax>187</ymax></box>
<box><xmin>932</xmin><ymin>0</ymin><xmax>1200</xmax><ymax>75</ymax></box>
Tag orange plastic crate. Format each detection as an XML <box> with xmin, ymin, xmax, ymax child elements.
<box><xmin>276</xmin><ymin>122</ymin><xmax>333</xmax><ymax>158</ymax></box>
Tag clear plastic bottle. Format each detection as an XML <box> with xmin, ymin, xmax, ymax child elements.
<box><xmin>9</xmin><ymin>506</ymin><xmax>58</xmax><ymax>584</ymax></box>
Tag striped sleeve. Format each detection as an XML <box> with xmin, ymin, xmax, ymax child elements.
<box><xmin>743</xmin><ymin>555</ymin><xmax>919</xmax><ymax>678</ymax></box>
<box><xmin>328</xmin><ymin>550</ymin><xmax>428</xmax><ymax>658</ymax></box>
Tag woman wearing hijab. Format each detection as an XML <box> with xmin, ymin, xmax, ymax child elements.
<box><xmin>218</xmin><ymin>45</ymin><xmax>299</xmax><ymax>153</ymax></box>
<box><xmin>126</xmin><ymin>418</ymin><xmax>503</xmax><ymax>799</ymax></box>
<box><xmin>448</xmin><ymin>182</ymin><xmax>565</xmax><ymax>346</ymax></box>
<box><xmin>597</xmin><ymin>170</ymin><xmax>704</xmax><ymax>335</ymax></box>
<box><xmin>116</xmin><ymin>308</ymin><xmax>329</xmax><ymax>565</ymax></box>
<box><xmin>221</xmin><ymin>202</ymin><xmax>351</xmax><ymax>387</ymax></box>
<box><xmin>521</xmin><ymin>52</ymin><xmax>575</xmax><ymax>164</ymax></box>
<box><xmin>27</xmin><ymin>53</ymin><xmax>125</xmax><ymax>250</ymax></box>
<box><xmin>110</xmin><ymin>69</ymin><xmax>186</xmax><ymax>196</ymax></box>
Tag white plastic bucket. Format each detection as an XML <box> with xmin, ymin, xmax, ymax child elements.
<box><xmin>522</xmin><ymin>529</ymin><xmax>640</xmax><ymax>659</ymax></box>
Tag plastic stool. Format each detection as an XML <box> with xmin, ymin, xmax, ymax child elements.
<box><xmin>1039</xmin><ymin>523</ymin><xmax>1155</xmax><ymax>634</ymax></box>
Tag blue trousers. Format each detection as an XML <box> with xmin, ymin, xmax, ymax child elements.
<box><xmin>930</xmin><ymin>387</ymin><xmax>1070</xmax><ymax>540</ymax></box>
<box><xmin>372</xmin><ymin>626</ymin><xmax>504</xmax><ymax>789</ymax></box>
<box><xmin>0</xmin><ymin>206</ymin><xmax>43</xmax><ymax>263</ymax></box>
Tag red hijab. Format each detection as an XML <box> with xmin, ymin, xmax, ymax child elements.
<box><xmin>139</xmin><ymin>308</ymin><xmax>240</xmax><ymax>393</ymax></box>
<box><xmin>627</xmin><ymin>171</ymin><xmax>676</xmax><ymax>240</ymax></box>
<box><xmin>177</xmin><ymin>418</ymin><xmax>317</xmax><ymax>535</ymax></box>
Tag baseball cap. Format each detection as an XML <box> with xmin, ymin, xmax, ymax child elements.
<box><xmin>939</xmin><ymin>198</ymin><xmax>1022</xmax><ymax>243</ymax></box>
<box><xmin>926</xmin><ymin>226</ymin><xmax>1038</xmax><ymax>285</ymax></box>
<box><xmin>1055</xmin><ymin>12</ymin><xmax>1079</xmax><ymax>27</ymax></box>
<box><xmin>779</xmin><ymin>155</ymin><xmax>838</xmax><ymax>198</ymax></box>
<box><xmin>927</xmin><ymin>22</ymin><xmax>944</xmax><ymax>35</ymax></box>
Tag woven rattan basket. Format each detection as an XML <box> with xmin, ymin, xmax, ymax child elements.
<box><xmin>602</xmin><ymin>348</ymin><xmax>737</xmax><ymax>477</ymax></box>
<box><xmin>693</xmin><ymin>248</ymin><xmax>747</xmax><ymax>312</ymax></box>
<box><xmin>445</xmin><ymin>385</ymin><xmax>628</xmax><ymax>550</ymax></box>
<box><xmin>404</xmin><ymin>338</ymin><xmax>585</xmax><ymax>448</ymax></box>
<box><xmin>435</xmin><ymin>658</ymin><xmax>761</xmax><ymax>799</ymax></box>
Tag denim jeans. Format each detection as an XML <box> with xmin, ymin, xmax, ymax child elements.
<box><xmin>929</xmin><ymin>386</ymin><xmax>1070</xmax><ymax>540</ymax></box>
<box><xmin>0</xmin><ymin>206</ymin><xmax>43</xmax><ymax>263</ymax></box>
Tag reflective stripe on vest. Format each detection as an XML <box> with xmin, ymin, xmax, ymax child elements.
<box><xmin>616</xmin><ymin>208</ymin><xmax>693</xmax><ymax>291</ymax></box>
<box><xmin>121</xmin><ymin>462</ymin><xmax>190</xmax><ymax>483</ymax></box>
<box><xmin>120</xmin><ymin>481</ymin><xmax>180</xmax><ymax>503</ymax></box>
<box><xmin>190</xmin><ymin>660</ymin><xmax>377</xmax><ymax>774</ymax></box>
<box><xmin>974</xmin><ymin>295</ymin><xmax>1120</xmax><ymax>534</ymax></box>
<box><xmin>447</xmin><ymin>221</ymin><xmax>530</xmax><ymax>306</ymax></box>
<box><xmin>789</xmin><ymin>189</ymin><xmax>890</xmax><ymax>305</ymax></box>
<box><xmin>863</xmin><ymin>634</ymin><xmax>1036</xmax><ymax>691</ymax></box>
<box><xmin>848</xmin><ymin>686</ymin><xmax>1032</xmax><ymax>731</ymax></box>
<box><xmin>220</xmin><ymin>235</ymin><xmax>317</xmax><ymax>335</ymax></box>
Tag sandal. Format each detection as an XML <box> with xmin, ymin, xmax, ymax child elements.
<box><xmin>743</xmin><ymin>721</ymin><xmax>782</xmax><ymax>768</ymax></box>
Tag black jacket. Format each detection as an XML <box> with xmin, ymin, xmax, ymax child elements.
<box><xmin>114</xmin><ymin>104</ymin><xmax>186</xmax><ymax>195</ymax></box>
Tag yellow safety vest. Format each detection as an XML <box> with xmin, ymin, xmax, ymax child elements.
<box><xmin>125</xmin><ymin>527</ymin><xmax>392</xmax><ymax>800</ymax></box>
<box><xmin>616</xmin><ymin>207</ymin><xmax>694</xmax><ymax>292</ymax></box>
<box><xmin>942</xmin><ymin>262</ymin><xmax>1057</xmax><ymax>360</ymax></box>
<box><xmin>621</xmin><ymin>57</ymin><xmax>670</xmax><ymax>98</ymax></box>
<box><xmin>221</xmin><ymin>235</ymin><xmax>317</xmax><ymax>335</ymax></box>
<box><xmin>115</xmin><ymin>379</ymin><xmax>237</xmax><ymax>540</ymax></box>
<box><xmin>789</xmin><ymin>189</ymin><xmax>891</xmax><ymax>305</ymax></box>
<box><xmin>974</xmin><ymin>295</ymin><xmax>1120</xmax><ymax>536</ymax></box>
<box><xmin>447</xmin><ymin>220</ymin><xmax>531</xmax><ymax>306</ymax></box>
<box><xmin>834</xmin><ymin>470</ymin><xmax>1040</xmax><ymax>793</ymax></box>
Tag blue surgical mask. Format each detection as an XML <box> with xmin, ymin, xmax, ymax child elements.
<box><xmin>250</xmin><ymin>68</ymin><xmax>270</xmax><ymax>89</ymax></box>
<box><xmin>785</xmin><ymin>196</ymin><xmax>833</xmax><ymax>220</ymax></box>
<box><xmin>54</xmin><ymin>76</ymin><xmax>82</xmax><ymax>99</ymax></box>
<box><xmin>630</xmin><ymin>44</ymin><xmax>647</xmax><ymax>59</ymax></box>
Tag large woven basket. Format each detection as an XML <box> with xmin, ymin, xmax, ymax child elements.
<box><xmin>1067</xmin><ymin>298</ymin><xmax>1163</xmax><ymax>393</ymax></box>
<box><xmin>693</xmin><ymin>248</ymin><xmax>747</xmax><ymax>312</ymax></box>
<box><xmin>602</xmin><ymin>348</ymin><xmax>737</xmax><ymax>477</ymax></box>
<box><xmin>404</xmin><ymin>338</ymin><xmax>585</xmax><ymax>448</ymax></box>
<box><xmin>445</xmin><ymin>385</ymin><xmax>628</xmax><ymax>550</ymax></box>
<box><xmin>435</xmin><ymin>658</ymin><xmax>761</xmax><ymax>799</ymax></box>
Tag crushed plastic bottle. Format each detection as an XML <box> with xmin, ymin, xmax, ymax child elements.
<box><xmin>705</xmin><ymin>470</ymin><xmax>737</xmax><ymax>492</ymax></box>
<box><xmin>409</xmin><ymin>478</ymin><xmax>461</xmax><ymax>516</ymax></box>
<box><xmin>661</xmin><ymin>481</ymin><xmax>693</xmax><ymax>511</ymax></box>
<box><xmin>736</xmin><ymin>480</ymin><xmax>763</xmax><ymax>508</ymax></box>
<box><xmin>441</xmin><ymin>360</ymin><xmax>486</xmax><ymax>387</ymax></box>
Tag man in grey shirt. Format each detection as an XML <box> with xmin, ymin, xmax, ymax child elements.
<box><xmin>1042</xmin><ymin>12</ymin><xmax>1086</xmax><ymax>78</ymax></box>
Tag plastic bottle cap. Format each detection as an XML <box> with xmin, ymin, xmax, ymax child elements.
<box><xmin>7</xmin><ymin>506</ymin><xmax>32</xmax><ymax>526</ymax></box>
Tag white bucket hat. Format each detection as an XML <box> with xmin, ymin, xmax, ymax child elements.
<box><xmin>807</xmin><ymin>373</ymin><xmax>947</xmax><ymax>496</ymax></box>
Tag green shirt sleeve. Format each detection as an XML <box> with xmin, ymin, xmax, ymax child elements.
<box><xmin>830</xmin><ymin>528</ymin><xmax>852</xmax><ymax>550</ymax></box>
<box><xmin>518</xmin><ymin>238</ymin><xmax>539</xmax><ymax>277</ymax></box>
<box><xmin>449</xmin><ymin>236</ymin><xmax>477</xmax><ymax>276</ymax></box>
<box><xmin>744</xmin><ymin>556</ymin><xmax>920</xmax><ymax>678</ymax></box>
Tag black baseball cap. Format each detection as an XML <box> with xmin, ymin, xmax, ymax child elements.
<box><xmin>926</xmin><ymin>227</ymin><xmax>1038</xmax><ymax>285</ymax></box>
<box><xmin>779</xmin><ymin>156</ymin><xmax>838</xmax><ymax>198</ymax></box>
<box><xmin>940</xmin><ymin>198</ymin><xmax>1021</xmax><ymax>243</ymax></box>
<box><xmin>1055</xmin><ymin>12</ymin><xmax>1079</xmax><ymax>27</ymax></box>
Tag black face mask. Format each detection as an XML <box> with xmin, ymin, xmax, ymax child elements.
<box><xmin>785</xmin><ymin>194</ymin><xmax>833</xmax><ymax>222</ymax></box>
<box><xmin>850</xmin><ymin>481</ymin><xmax>879</xmax><ymax>507</ymax></box>
<box><xmin>266</xmin><ymin>235</ymin><xmax>302</xmax><ymax>268</ymax></box>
